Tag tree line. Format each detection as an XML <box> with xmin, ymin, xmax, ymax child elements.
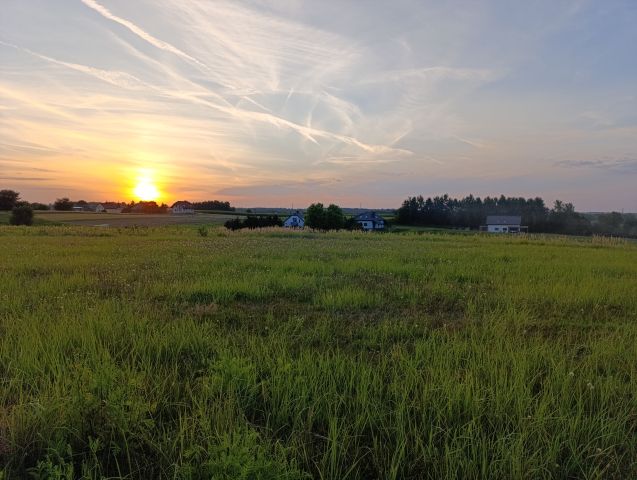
<box><xmin>396</xmin><ymin>194</ymin><xmax>636</xmax><ymax>236</ymax></box>
<box><xmin>223</xmin><ymin>204</ymin><xmax>364</xmax><ymax>231</ymax></box>
<box><xmin>191</xmin><ymin>200</ymin><xmax>234</xmax><ymax>211</ymax></box>
<box><xmin>224</xmin><ymin>215</ymin><xmax>283</xmax><ymax>230</ymax></box>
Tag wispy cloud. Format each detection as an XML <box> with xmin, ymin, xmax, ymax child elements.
<box><xmin>79</xmin><ymin>0</ymin><xmax>208</xmax><ymax>70</ymax></box>
<box><xmin>1</xmin><ymin>0</ymin><xmax>635</xmax><ymax>209</ymax></box>
<box><xmin>555</xmin><ymin>157</ymin><xmax>637</xmax><ymax>174</ymax></box>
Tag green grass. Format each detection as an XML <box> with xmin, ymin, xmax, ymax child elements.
<box><xmin>32</xmin><ymin>211</ymin><xmax>242</xmax><ymax>227</ymax></box>
<box><xmin>1</xmin><ymin>226</ymin><xmax>636</xmax><ymax>479</ymax></box>
<box><xmin>0</xmin><ymin>211</ymin><xmax>58</xmax><ymax>226</ymax></box>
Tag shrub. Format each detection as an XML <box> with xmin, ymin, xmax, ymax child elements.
<box><xmin>10</xmin><ymin>205</ymin><xmax>34</xmax><ymax>226</ymax></box>
<box><xmin>224</xmin><ymin>216</ymin><xmax>282</xmax><ymax>231</ymax></box>
<box><xmin>53</xmin><ymin>198</ymin><xmax>73</xmax><ymax>211</ymax></box>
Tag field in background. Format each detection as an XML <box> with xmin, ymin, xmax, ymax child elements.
<box><xmin>1</xmin><ymin>226</ymin><xmax>636</xmax><ymax>478</ymax></box>
<box><xmin>31</xmin><ymin>211</ymin><xmax>244</xmax><ymax>227</ymax></box>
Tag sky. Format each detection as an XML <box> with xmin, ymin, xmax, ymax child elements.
<box><xmin>1</xmin><ymin>0</ymin><xmax>636</xmax><ymax>211</ymax></box>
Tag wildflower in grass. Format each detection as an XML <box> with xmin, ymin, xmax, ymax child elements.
<box><xmin>587</xmin><ymin>382</ymin><xmax>594</xmax><ymax>390</ymax></box>
<box><xmin>568</xmin><ymin>371</ymin><xmax>575</xmax><ymax>377</ymax></box>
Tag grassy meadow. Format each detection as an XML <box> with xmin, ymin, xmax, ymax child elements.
<box><xmin>1</xmin><ymin>225</ymin><xmax>636</xmax><ymax>479</ymax></box>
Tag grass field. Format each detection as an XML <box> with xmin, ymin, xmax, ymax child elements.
<box><xmin>30</xmin><ymin>211</ymin><xmax>242</xmax><ymax>227</ymax></box>
<box><xmin>1</xmin><ymin>226</ymin><xmax>636</xmax><ymax>479</ymax></box>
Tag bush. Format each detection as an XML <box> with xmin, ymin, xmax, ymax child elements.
<box><xmin>224</xmin><ymin>216</ymin><xmax>282</xmax><ymax>231</ymax></box>
<box><xmin>54</xmin><ymin>198</ymin><xmax>74</xmax><ymax>211</ymax></box>
<box><xmin>10</xmin><ymin>205</ymin><xmax>34</xmax><ymax>226</ymax></box>
<box><xmin>29</xmin><ymin>202</ymin><xmax>50</xmax><ymax>211</ymax></box>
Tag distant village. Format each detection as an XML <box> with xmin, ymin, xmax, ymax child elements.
<box><xmin>8</xmin><ymin>198</ymin><xmax>573</xmax><ymax>234</ymax></box>
<box><xmin>1</xmin><ymin>189</ymin><xmax>635</xmax><ymax>237</ymax></box>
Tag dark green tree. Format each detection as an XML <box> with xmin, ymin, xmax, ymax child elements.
<box><xmin>305</xmin><ymin>203</ymin><xmax>326</xmax><ymax>230</ymax></box>
<box><xmin>54</xmin><ymin>198</ymin><xmax>74</xmax><ymax>211</ymax></box>
<box><xmin>29</xmin><ymin>202</ymin><xmax>50</xmax><ymax>211</ymax></box>
<box><xmin>0</xmin><ymin>189</ymin><xmax>20</xmax><ymax>211</ymax></box>
<box><xmin>10</xmin><ymin>205</ymin><xmax>34</xmax><ymax>225</ymax></box>
<box><xmin>325</xmin><ymin>204</ymin><xmax>345</xmax><ymax>230</ymax></box>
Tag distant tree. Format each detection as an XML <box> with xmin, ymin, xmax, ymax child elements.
<box><xmin>304</xmin><ymin>203</ymin><xmax>347</xmax><ymax>230</ymax></box>
<box><xmin>224</xmin><ymin>218</ymin><xmax>243</xmax><ymax>230</ymax></box>
<box><xmin>0</xmin><ymin>189</ymin><xmax>20</xmax><ymax>211</ymax></box>
<box><xmin>54</xmin><ymin>198</ymin><xmax>74</xmax><ymax>211</ymax></box>
<box><xmin>305</xmin><ymin>203</ymin><xmax>326</xmax><ymax>230</ymax></box>
<box><xmin>29</xmin><ymin>202</ymin><xmax>49</xmax><ymax>211</ymax></box>
<box><xmin>132</xmin><ymin>201</ymin><xmax>168</xmax><ymax>214</ymax></box>
<box><xmin>325</xmin><ymin>204</ymin><xmax>345</xmax><ymax>230</ymax></box>
<box><xmin>548</xmin><ymin>200</ymin><xmax>591</xmax><ymax>235</ymax></box>
<box><xmin>10</xmin><ymin>205</ymin><xmax>33</xmax><ymax>225</ymax></box>
<box><xmin>224</xmin><ymin>215</ymin><xmax>282</xmax><ymax>230</ymax></box>
<box><xmin>623</xmin><ymin>213</ymin><xmax>637</xmax><ymax>237</ymax></box>
<box><xmin>191</xmin><ymin>200</ymin><xmax>234</xmax><ymax>211</ymax></box>
<box><xmin>595</xmin><ymin>212</ymin><xmax>624</xmax><ymax>235</ymax></box>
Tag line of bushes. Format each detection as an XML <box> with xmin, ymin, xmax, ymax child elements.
<box><xmin>224</xmin><ymin>215</ymin><xmax>283</xmax><ymax>230</ymax></box>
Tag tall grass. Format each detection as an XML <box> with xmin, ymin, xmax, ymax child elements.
<box><xmin>1</xmin><ymin>226</ymin><xmax>636</xmax><ymax>478</ymax></box>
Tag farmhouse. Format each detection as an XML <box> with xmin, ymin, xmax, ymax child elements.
<box><xmin>171</xmin><ymin>201</ymin><xmax>195</xmax><ymax>214</ymax></box>
<box><xmin>481</xmin><ymin>215</ymin><xmax>528</xmax><ymax>233</ymax></box>
<box><xmin>283</xmin><ymin>211</ymin><xmax>305</xmax><ymax>228</ymax></box>
<box><xmin>355</xmin><ymin>211</ymin><xmax>385</xmax><ymax>231</ymax></box>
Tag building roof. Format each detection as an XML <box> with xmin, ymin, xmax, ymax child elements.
<box><xmin>486</xmin><ymin>215</ymin><xmax>522</xmax><ymax>225</ymax></box>
<box><xmin>355</xmin><ymin>211</ymin><xmax>384</xmax><ymax>222</ymax></box>
<box><xmin>171</xmin><ymin>201</ymin><xmax>193</xmax><ymax>208</ymax></box>
<box><xmin>285</xmin><ymin>210</ymin><xmax>304</xmax><ymax>221</ymax></box>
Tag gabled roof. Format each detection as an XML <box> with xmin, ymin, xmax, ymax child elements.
<box><xmin>171</xmin><ymin>201</ymin><xmax>193</xmax><ymax>208</ymax></box>
<box><xmin>355</xmin><ymin>211</ymin><xmax>384</xmax><ymax>222</ymax></box>
<box><xmin>285</xmin><ymin>210</ymin><xmax>304</xmax><ymax>221</ymax></box>
<box><xmin>486</xmin><ymin>215</ymin><xmax>522</xmax><ymax>225</ymax></box>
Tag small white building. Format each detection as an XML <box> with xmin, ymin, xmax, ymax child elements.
<box><xmin>481</xmin><ymin>215</ymin><xmax>527</xmax><ymax>233</ymax></box>
<box><xmin>355</xmin><ymin>211</ymin><xmax>385</xmax><ymax>231</ymax></box>
<box><xmin>283</xmin><ymin>211</ymin><xmax>304</xmax><ymax>228</ymax></box>
<box><xmin>171</xmin><ymin>201</ymin><xmax>195</xmax><ymax>214</ymax></box>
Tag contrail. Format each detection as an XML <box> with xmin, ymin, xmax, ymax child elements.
<box><xmin>0</xmin><ymin>39</ymin><xmax>146</xmax><ymax>91</ymax></box>
<box><xmin>80</xmin><ymin>0</ymin><xmax>208</xmax><ymax>71</ymax></box>
<box><xmin>2</xmin><ymin>39</ymin><xmax>410</xmax><ymax>157</ymax></box>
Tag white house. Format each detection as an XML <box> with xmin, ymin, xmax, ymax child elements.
<box><xmin>355</xmin><ymin>211</ymin><xmax>385</xmax><ymax>231</ymax></box>
<box><xmin>171</xmin><ymin>201</ymin><xmax>195</xmax><ymax>214</ymax></box>
<box><xmin>481</xmin><ymin>215</ymin><xmax>527</xmax><ymax>233</ymax></box>
<box><xmin>283</xmin><ymin>211</ymin><xmax>304</xmax><ymax>228</ymax></box>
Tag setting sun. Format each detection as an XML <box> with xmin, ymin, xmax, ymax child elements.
<box><xmin>134</xmin><ymin>176</ymin><xmax>160</xmax><ymax>202</ymax></box>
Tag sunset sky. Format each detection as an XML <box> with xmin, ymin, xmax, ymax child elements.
<box><xmin>1</xmin><ymin>0</ymin><xmax>636</xmax><ymax>210</ymax></box>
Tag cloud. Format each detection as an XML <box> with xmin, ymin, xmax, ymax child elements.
<box><xmin>0</xmin><ymin>40</ymin><xmax>147</xmax><ymax>91</ymax></box>
<box><xmin>79</xmin><ymin>0</ymin><xmax>208</xmax><ymax>70</ymax></box>
<box><xmin>554</xmin><ymin>157</ymin><xmax>637</xmax><ymax>173</ymax></box>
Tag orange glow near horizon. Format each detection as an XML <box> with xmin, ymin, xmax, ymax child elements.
<box><xmin>132</xmin><ymin>170</ymin><xmax>161</xmax><ymax>202</ymax></box>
